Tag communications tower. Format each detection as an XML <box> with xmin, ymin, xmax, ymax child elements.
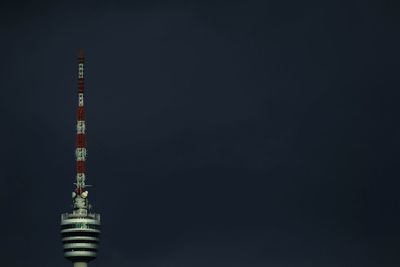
<box><xmin>61</xmin><ymin>50</ymin><xmax>101</xmax><ymax>267</ymax></box>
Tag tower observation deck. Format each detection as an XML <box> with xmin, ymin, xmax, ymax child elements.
<box><xmin>61</xmin><ymin>50</ymin><xmax>101</xmax><ymax>267</ymax></box>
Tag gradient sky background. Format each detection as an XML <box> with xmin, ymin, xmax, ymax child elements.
<box><xmin>0</xmin><ymin>0</ymin><xmax>399</xmax><ymax>266</ymax></box>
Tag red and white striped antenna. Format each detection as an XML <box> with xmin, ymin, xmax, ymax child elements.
<box><xmin>75</xmin><ymin>49</ymin><xmax>88</xmax><ymax>196</ymax></box>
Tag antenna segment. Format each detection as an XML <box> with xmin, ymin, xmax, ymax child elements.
<box><xmin>75</xmin><ymin>50</ymin><xmax>88</xmax><ymax>198</ymax></box>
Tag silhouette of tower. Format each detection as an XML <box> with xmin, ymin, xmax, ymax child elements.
<box><xmin>61</xmin><ymin>50</ymin><xmax>101</xmax><ymax>267</ymax></box>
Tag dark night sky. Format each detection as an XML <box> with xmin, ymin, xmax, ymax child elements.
<box><xmin>0</xmin><ymin>0</ymin><xmax>399</xmax><ymax>266</ymax></box>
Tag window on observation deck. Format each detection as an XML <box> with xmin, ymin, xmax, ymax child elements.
<box><xmin>61</xmin><ymin>224</ymin><xmax>100</xmax><ymax>230</ymax></box>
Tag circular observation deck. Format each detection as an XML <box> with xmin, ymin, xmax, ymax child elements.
<box><xmin>60</xmin><ymin>212</ymin><xmax>101</xmax><ymax>263</ymax></box>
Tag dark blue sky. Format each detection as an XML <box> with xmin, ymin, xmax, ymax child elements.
<box><xmin>0</xmin><ymin>0</ymin><xmax>399</xmax><ymax>266</ymax></box>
